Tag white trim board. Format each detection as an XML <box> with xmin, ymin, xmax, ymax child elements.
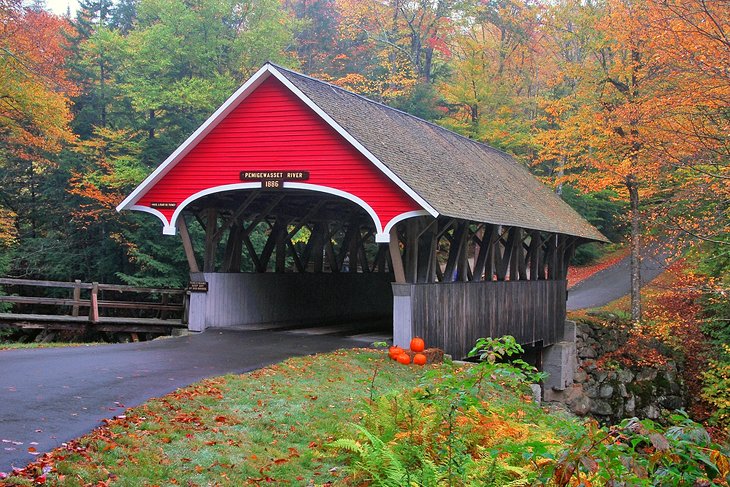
<box><xmin>116</xmin><ymin>63</ymin><xmax>438</xmax><ymax>225</ymax></box>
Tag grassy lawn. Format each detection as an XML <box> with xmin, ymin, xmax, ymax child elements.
<box><xmin>6</xmin><ymin>345</ymin><xmax>727</xmax><ymax>486</ymax></box>
<box><xmin>4</xmin><ymin>349</ymin><xmax>580</xmax><ymax>486</ymax></box>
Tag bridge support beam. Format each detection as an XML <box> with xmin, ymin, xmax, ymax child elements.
<box><xmin>541</xmin><ymin>320</ymin><xmax>577</xmax><ymax>397</ymax></box>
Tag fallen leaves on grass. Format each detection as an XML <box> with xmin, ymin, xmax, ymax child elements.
<box><xmin>1</xmin><ymin>349</ymin><xmax>424</xmax><ymax>486</ymax></box>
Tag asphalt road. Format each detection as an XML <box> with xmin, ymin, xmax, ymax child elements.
<box><xmin>567</xmin><ymin>245</ymin><xmax>671</xmax><ymax>310</ymax></box>
<box><xmin>0</xmin><ymin>329</ymin><xmax>363</xmax><ymax>473</ymax></box>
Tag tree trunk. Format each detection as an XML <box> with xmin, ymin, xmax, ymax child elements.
<box><xmin>626</xmin><ymin>174</ymin><xmax>641</xmax><ymax>323</ymax></box>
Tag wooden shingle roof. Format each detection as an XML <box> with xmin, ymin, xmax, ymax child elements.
<box><xmin>274</xmin><ymin>64</ymin><xmax>607</xmax><ymax>242</ymax></box>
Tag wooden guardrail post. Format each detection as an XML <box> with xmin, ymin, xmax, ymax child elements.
<box><xmin>72</xmin><ymin>279</ymin><xmax>81</xmax><ymax>317</ymax></box>
<box><xmin>181</xmin><ymin>290</ymin><xmax>190</xmax><ymax>325</ymax></box>
<box><xmin>89</xmin><ymin>282</ymin><xmax>99</xmax><ymax>323</ymax></box>
<box><xmin>160</xmin><ymin>292</ymin><xmax>169</xmax><ymax>320</ymax></box>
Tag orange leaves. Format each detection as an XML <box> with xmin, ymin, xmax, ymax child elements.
<box><xmin>0</xmin><ymin>7</ymin><xmax>78</xmax><ymax>158</ymax></box>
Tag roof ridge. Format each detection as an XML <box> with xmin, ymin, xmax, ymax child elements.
<box><xmin>267</xmin><ymin>62</ymin><xmax>520</xmax><ymax>163</ymax></box>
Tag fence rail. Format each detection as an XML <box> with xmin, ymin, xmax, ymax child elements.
<box><xmin>0</xmin><ymin>278</ymin><xmax>188</xmax><ymax>326</ymax></box>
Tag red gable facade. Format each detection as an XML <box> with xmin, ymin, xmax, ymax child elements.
<box><xmin>118</xmin><ymin>65</ymin><xmax>432</xmax><ymax>242</ymax></box>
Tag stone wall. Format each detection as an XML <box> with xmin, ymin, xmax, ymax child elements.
<box><xmin>544</xmin><ymin>320</ymin><xmax>686</xmax><ymax>423</ymax></box>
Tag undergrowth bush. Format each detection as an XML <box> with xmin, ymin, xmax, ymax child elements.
<box><xmin>542</xmin><ymin>411</ymin><xmax>730</xmax><ymax>486</ymax></box>
<box><xmin>330</xmin><ymin>336</ymin><xmax>571</xmax><ymax>486</ymax></box>
<box><xmin>703</xmin><ymin>344</ymin><xmax>730</xmax><ymax>429</ymax></box>
<box><xmin>332</xmin><ymin>336</ymin><xmax>730</xmax><ymax>486</ymax></box>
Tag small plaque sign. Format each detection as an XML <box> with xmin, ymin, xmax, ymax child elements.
<box><xmin>151</xmin><ymin>202</ymin><xmax>177</xmax><ymax>209</ymax></box>
<box><xmin>189</xmin><ymin>281</ymin><xmax>209</xmax><ymax>293</ymax></box>
<box><xmin>240</xmin><ymin>170</ymin><xmax>309</xmax><ymax>189</ymax></box>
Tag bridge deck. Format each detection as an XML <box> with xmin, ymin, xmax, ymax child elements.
<box><xmin>0</xmin><ymin>313</ymin><xmax>185</xmax><ymax>333</ymax></box>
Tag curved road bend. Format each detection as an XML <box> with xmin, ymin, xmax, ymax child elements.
<box><xmin>0</xmin><ymin>330</ymin><xmax>362</xmax><ymax>473</ymax></box>
<box><xmin>567</xmin><ymin>244</ymin><xmax>672</xmax><ymax>311</ymax></box>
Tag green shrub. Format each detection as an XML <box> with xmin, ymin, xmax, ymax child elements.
<box><xmin>330</xmin><ymin>336</ymin><xmax>570</xmax><ymax>486</ymax></box>
<box><xmin>702</xmin><ymin>344</ymin><xmax>730</xmax><ymax>428</ymax></box>
<box><xmin>541</xmin><ymin>412</ymin><xmax>730</xmax><ymax>486</ymax></box>
<box><xmin>332</xmin><ymin>336</ymin><xmax>730</xmax><ymax>486</ymax></box>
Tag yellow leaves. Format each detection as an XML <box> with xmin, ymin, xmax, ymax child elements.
<box><xmin>0</xmin><ymin>206</ymin><xmax>17</xmax><ymax>247</ymax></box>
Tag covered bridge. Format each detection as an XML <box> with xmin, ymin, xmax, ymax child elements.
<box><xmin>117</xmin><ymin>63</ymin><xmax>606</xmax><ymax>359</ymax></box>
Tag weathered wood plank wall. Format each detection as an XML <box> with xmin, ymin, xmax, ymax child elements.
<box><xmin>189</xmin><ymin>272</ymin><xmax>393</xmax><ymax>330</ymax></box>
<box><xmin>405</xmin><ymin>280</ymin><xmax>566</xmax><ymax>359</ymax></box>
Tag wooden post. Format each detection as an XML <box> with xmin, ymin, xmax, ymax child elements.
<box><xmin>348</xmin><ymin>224</ymin><xmax>360</xmax><ymax>272</ymax></box>
<box><xmin>259</xmin><ymin>218</ymin><xmax>286</xmax><ymax>272</ymax></box>
<box><xmin>203</xmin><ymin>208</ymin><xmax>219</xmax><ymax>273</ymax></box>
<box><xmin>405</xmin><ymin>220</ymin><xmax>418</xmax><ymax>282</ymax></box>
<box><xmin>517</xmin><ymin>229</ymin><xmax>528</xmax><ymax>281</ymax></box>
<box><xmin>177</xmin><ymin>217</ymin><xmax>200</xmax><ymax>273</ymax></box>
<box><xmin>275</xmin><ymin>219</ymin><xmax>288</xmax><ymax>273</ymax></box>
<box><xmin>417</xmin><ymin>223</ymin><xmax>435</xmax><ymax>283</ymax></box>
<box><xmin>457</xmin><ymin>224</ymin><xmax>470</xmax><ymax>282</ymax></box>
<box><xmin>444</xmin><ymin>222</ymin><xmax>467</xmax><ymax>282</ymax></box>
<box><xmin>89</xmin><ymin>282</ymin><xmax>99</xmax><ymax>323</ymax></box>
<box><xmin>182</xmin><ymin>291</ymin><xmax>190</xmax><ymax>325</ymax></box>
<box><xmin>510</xmin><ymin>228</ymin><xmax>522</xmax><ymax>281</ymax></box>
<box><xmin>473</xmin><ymin>225</ymin><xmax>494</xmax><ymax>282</ymax></box>
<box><xmin>312</xmin><ymin>223</ymin><xmax>326</xmax><ymax>272</ymax></box>
<box><xmin>160</xmin><ymin>293</ymin><xmax>169</xmax><ymax>320</ymax></box>
<box><xmin>221</xmin><ymin>222</ymin><xmax>243</xmax><ymax>273</ymax></box>
<box><xmin>546</xmin><ymin>234</ymin><xmax>559</xmax><ymax>280</ymax></box>
<box><xmin>528</xmin><ymin>231</ymin><xmax>542</xmax><ymax>281</ymax></box>
<box><xmin>388</xmin><ymin>226</ymin><xmax>406</xmax><ymax>283</ymax></box>
<box><xmin>72</xmin><ymin>279</ymin><xmax>81</xmax><ymax>317</ymax></box>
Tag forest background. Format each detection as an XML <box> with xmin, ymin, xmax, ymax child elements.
<box><xmin>0</xmin><ymin>0</ymin><xmax>728</xmax><ymax>410</ymax></box>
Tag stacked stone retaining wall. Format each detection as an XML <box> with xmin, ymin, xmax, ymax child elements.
<box><xmin>544</xmin><ymin>320</ymin><xmax>686</xmax><ymax>423</ymax></box>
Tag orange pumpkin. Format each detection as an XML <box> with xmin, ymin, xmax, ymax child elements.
<box><xmin>397</xmin><ymin>353</ymin><xmax>411</xmax><ymax>365</ymax></box>
<box><xmin>389</xmin><ymin>346</ymin><xmax>403</xmax><ymax>360</ymax></box>
<box><xmin>410</xmin><ymin>337</ymin><xmax>425</xmax><ymax>353</ymax></box>
<box><xmin>413</xmin><ymin>353</ymin><xmax>427</xmax><ymax>366</ymax></box>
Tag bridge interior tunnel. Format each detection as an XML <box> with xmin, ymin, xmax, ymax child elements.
<box><xmin>179</xmin><ymin>188</ymin><xmax>396</xmax><ymax>334</ymax></box>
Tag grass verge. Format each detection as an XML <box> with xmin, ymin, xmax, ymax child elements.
<box><xmin>5</xmin><ymin>346</ymin><xmax>728</xmax><ymax>486</ymax></box>
<box><xmin>2</xmin><ymin>349</ymin><xmax>580</xmax><ymax>486</ymax></box>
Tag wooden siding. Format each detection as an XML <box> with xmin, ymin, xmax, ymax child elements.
<box><xmin>136</xmin><ymin>76</ymin><xmax>422</xmax><ymax>229</ymax></box>
<box><xmin>408</xmin><ymin>280</ymin><xmax>566</xmax><ymax>359</ymax></box>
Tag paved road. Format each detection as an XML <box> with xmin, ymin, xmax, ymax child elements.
<box><xmin>567</xmin><ymin>245</ymin><xmax>671</xmax><ymax>310</ymax></box>
<box><xmin>0</xmin><ymin>329</ymin><xmax>367</xmax><ymax>473</ymax></box>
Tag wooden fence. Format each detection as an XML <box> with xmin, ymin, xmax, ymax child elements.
<box><xmin>0</xmin><ymin>278</ymin><xmax>187</xmax><ymax>333</ymax></box>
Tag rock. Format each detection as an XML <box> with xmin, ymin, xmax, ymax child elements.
<box><xmin>583</xmin><ymin>382</ymin><xmax>599</xmax><ymax>398</ymax></box>
<box><xmin>599</xmin><ymin>384</ymin><xmax>614</xmax><ymax>398</ymax></box>
<box><xmin>625</xmin><ymin>394</ymin><xmax>636</xmax><ymax>416</ymax></box>
<box><xmin>662</xmin><ymin>396</ymin><xmax>684</xmax><ymax>410</ymax></box>
<box><xmin>529</xmin><ymin>384</ymin><xmax>542</xmax><ymax>404</ymax></box>
<box><xmin>570</xmin><ymin>395</ymin><xmax>592</xmax><ymax>416</ymax></box>
<box><xmin>617</xmin><ymin>369</ymin><xmax>635</xmax><ymax>383</ymax></box>
<box><xmin>579</xmin><ymin>346</ymin><xmax>597</xmax><ymax>359</ymax></box>
<box><xmin>595</xmin><ymin>370</ymin><xmax>609</xmax><ymax>383</ymax></box>
<box><xmin>618</xmin><ymin>383</ymin><xmax>629</xmax><ymax>398</ymax></box>
<box><xmin>636</xmin><ymin>368</ymin><xmax>658</xmax><ymax>381</ymax></box>
<box><xmin>583</xmin><ymin>360</ymin><xmax>597</xmax><ymax>373</ymax></box>
<box><xmin>574</xmin><ymin>367</ymin><xmax>588</xmax><ymax>383</ymax></box>
<box><xmin>544</xmin><ymin>384</ymin><xmax>585</xmax><ymax>404</ymax></box>
<box><xmin>590</xmin><ymin>400</ymin><xmax>613</xmax><ymax>416</ymax></box>
<box><xmin>643</xmin><ymin>405</ymin><xmax>660</xmax><ymax>419</ymax></box>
